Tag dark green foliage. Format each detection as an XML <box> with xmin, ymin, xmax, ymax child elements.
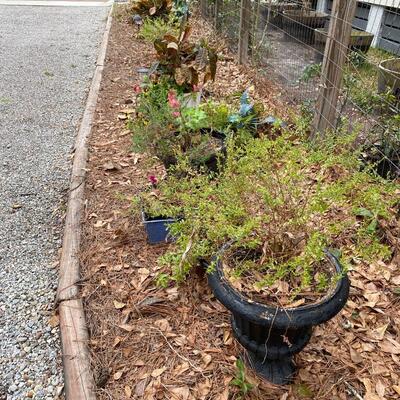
<box><xmin>129</xmin><ymin>79</ymin><xmax>229</xmax><ymax>169</ymax></box>
<box><xmin>146</xmin><ymin>132</ymin><xmax>397</xmax><ymax>294</ymax></box>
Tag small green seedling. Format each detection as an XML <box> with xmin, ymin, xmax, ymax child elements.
<box><xmin>156</xmin><ymin>273</ymin><xmax>170</xmax><ymax>288</ymax></box>
<box><xmin>231</xmin><ymin>359</ymin><xmax>254</xmax><ymax>398</ymax></box>
<box><xmin>393</xmin><ymin>287</ymin><xmax>400</xmax><ymax>296</ymax></box>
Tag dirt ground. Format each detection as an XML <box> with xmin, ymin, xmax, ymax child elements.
<box><xmin>80</xmin><ymin>8</ymin><xmax>400</xmax><ymax>400</ymax></box>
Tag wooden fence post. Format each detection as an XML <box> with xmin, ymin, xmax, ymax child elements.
<box><xmin>238</xmin><ymin>0</ymin><xmax>252</xmax><ymax>64</ymax></box>
<box><xmin>250</xmin><ymin>0</ymin><xmax>260</xmax><ymax>61</ymax></box>
<box><xmin>214</xmin><ymin>0</ymin><xmax>222</xmax><ymax>31</ymax></box>
<box><xmin>312</xmin><ymin>0</ymin><xmax>357</xmax><ymax>137</ymax></box>
<box><xmin>200</xmin><ymin>0</ymin><xmax>208</xmax><ymax>18</ymax></box>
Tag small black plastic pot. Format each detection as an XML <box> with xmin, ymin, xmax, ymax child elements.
<box><xmin>206</xmin><ymin>250</ymin><xmax>350</xmax><ymax>385</ymax></box>
<box><xmin>161</xmin><ymin>130</ymin><xmax>227</xmax><ymax>174</ymax></box>
<box><xmin>197</xmin><ymin>129</ymin><xmax>227</xmax><ymax>173</ymax></box>
<box><xmin>162</xmin><ymin>151</ymin><xmax>226</xmax><ymax>174</ymax></box>
<box><xmin>141</xmin><ymin>212</ymin><xmax>177</xmax><ymax>244</ymax></box>
<box><xmin>360</xmin><ymin>145</ymin><xmax>400</xmax><ymax>180</ymax></box>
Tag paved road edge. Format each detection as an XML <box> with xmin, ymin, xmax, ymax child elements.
<box><xmin>57</xmin><ymin>7</ymin><xmax>113</xmax><ymax>400</ymax></box>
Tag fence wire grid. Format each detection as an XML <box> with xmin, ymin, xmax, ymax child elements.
<box><xmin>200</xmin><ymin>0</ymin><xmax>400</xmax><ymax>178</ymax></box>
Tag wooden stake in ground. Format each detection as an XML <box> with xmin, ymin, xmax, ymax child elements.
<box><xmin>312</xmin><ymin>0</ymin><xmax>356</xmax><ymax>137</ymax></box>
<box><xmin>238</xmin><ymin>0</ymin><xmax>252</xmax><ymax>64</ymax></box>
<box><xmin>200</xmin><ymin>0</ymin><xmax>208</xmax><ymax>18</ymax></box>
<box><xmin>214</xmin><ymin>0</ymin><xmax>221</xmax><ymax>31</ymax></box>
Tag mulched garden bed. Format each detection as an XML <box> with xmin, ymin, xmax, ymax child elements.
<box><xmin>80</xmin><ymin>6</ymin><xmax>400</xmax><ymax>400</ymax></box>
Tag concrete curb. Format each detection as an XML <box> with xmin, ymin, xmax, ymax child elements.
<box><xmin>57</xmin><ymin>6</ymin><xmax>113</xmax><ymax>400</ymax></box>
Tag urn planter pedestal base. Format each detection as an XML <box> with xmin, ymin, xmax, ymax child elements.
<box><xmin>207</xmin><ymin>250</ymin><xmax>350</xmax><ymax>385</ymax></box>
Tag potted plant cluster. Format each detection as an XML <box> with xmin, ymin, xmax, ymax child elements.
<box><xmin>145</xmin><ymin>131</ymin><xmax>397</xmax><ymax>382</ymax></box>
<box><xmin>129</xmin><ymin>1</ymin><xmax>231</xmax><ymax>243</ymax></box>
<box><xmin>136</xmin><ymin>175</ymin><xmax>178</xmax><ymax>245</ymax></box>
<box><xmin>129</xmin><ymin>80</ymin><xmax>231</xmax><ymax>170</ymax></box>
<box><xmin>129</xmin><ymin>1</ymin><xmax>398</xmax><ymax>382</ymax></box>
<box><xmin>131</xmin><ymin>86</ymin><xmax>269</xmax><ymax>243</ymax></box>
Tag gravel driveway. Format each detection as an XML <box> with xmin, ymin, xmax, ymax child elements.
<box><xmin>0</xmin><ymin>5</ymin><xmax>109</xmax><ymax>399</ymax></box>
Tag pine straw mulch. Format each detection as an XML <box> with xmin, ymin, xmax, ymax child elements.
<box><xmin>80</xmin><ymin>8</ymin><xmax>400</xmax><ymax>400</ymax></box>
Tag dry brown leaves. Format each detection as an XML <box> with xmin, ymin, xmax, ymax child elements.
<box><xmin>80</xmin><ymin>9</ymin><xmax>400</xmax><ymax>400</ymax></box>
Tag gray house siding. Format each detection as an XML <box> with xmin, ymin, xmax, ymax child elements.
<box><xmin>379</xmin><ymin>7</ymin><xmax>400</xmax><ymax>53</ymax></box>
<box><xmin>322</xmin><ymin>0</ymin><xmax>400</xmax><ymax>54</ymax></box>
<box><xmin>326</xmin><ymin>1</ymin><xmax>371</xmax><ymax>30</ymax></box>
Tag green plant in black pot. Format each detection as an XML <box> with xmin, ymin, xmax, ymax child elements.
<box><xmin>129</xmin><ymin>79</ymin><xmax>226</xmax><ymax>172</ymax></box>
<box><xmin>129</xmin><ymin>78</ymin><xmax>178</xmax><ymax>166</ymax></box>
<box><xmin>154</xmin><ymin>133</ymin><xmax>397</xmax><ymax>284</ymax></box>
<box><xmin>148</xmin><ymin>132</ymin><xmax>398</xmax><ymax>384</ymax></box>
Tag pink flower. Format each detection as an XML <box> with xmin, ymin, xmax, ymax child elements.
<box><xmin>172</xmin><ymin>111</ymin><xmax>180</xmax><ymax>118</ymax></box>
<box><xmin>148</xmin><ymin>175</ymin><xmax>158</xmax><ymax>186</ymax></box>
<box><xmin>168</xmin><ymin>90</ymin><xmax>180</xmax><ymax>109</ymax></box>
<box><xmin>192</xmin><ymin>84</ymin><xmax>202</xmax><ymax>92</ymax></box>
<box><xmin>133</xmin><ymin>84</ymin><xmax>142</xmax><ymax>94</ymax></box>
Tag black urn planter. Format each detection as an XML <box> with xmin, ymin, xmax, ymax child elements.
<box><xmin>207</xmin><ymin>251</ymin><xmax>350</xmax><ymax>385</ymax></box>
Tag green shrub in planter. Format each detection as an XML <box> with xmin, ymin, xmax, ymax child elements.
<box><xmin>149</xmin><ymin>133</ymin><xmax>398</xmax><ymax>303</ymax></box>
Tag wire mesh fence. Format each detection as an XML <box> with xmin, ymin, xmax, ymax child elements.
<box><xmin>200</xmin><ymin>0</ymin><xmax>400</xmax><ymax>178</ymax></box>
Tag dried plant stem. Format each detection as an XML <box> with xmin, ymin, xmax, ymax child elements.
<box><xmin>344</xmin><ymin>381</ymin><xmax>364</xmax><ymax>400</ymax></box>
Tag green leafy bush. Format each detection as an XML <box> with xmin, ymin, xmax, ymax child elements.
<box><xmin>129</xmin><ymin>79</ymin><xmax>228</xmax><ymax>169</ymax></box>
<box><xmin>139</xmin><ymin>16</ymin><xmax>179</xmax><ymax>43</ymax></box>
<box><xmin>146</xmin><ymin>132</ymin><xmax>398</xmax><ymax>302</ymax></box>
<box><xmin>129</xmin><ymin>78</ymin><xmax>176</xmax><ymax>164</ymax></box>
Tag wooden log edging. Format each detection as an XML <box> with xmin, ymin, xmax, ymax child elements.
<box><xmin>57</xmin><ymin>7</ymin><xmax>113</xmax><ymax>400</ymax></box>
